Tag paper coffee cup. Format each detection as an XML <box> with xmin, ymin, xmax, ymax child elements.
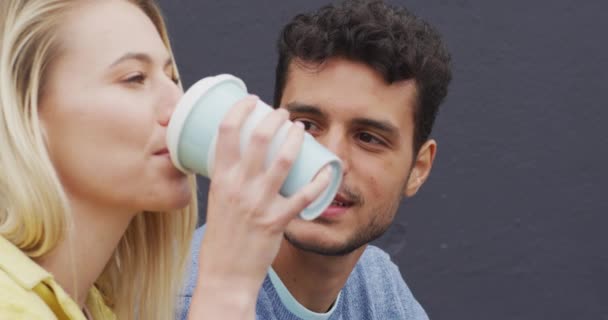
<box><xmin>167</xmin><ymin>74</ymin><xmax>343</xmax><ymax>220</ymax></box>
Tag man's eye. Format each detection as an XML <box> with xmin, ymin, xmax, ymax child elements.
<box><xmin>294</xmin><ymin>120</ymin><xmax>319</xmax><ymax>132</ymax></box>
<box><xmin>357</xmin><ymin>132</ymin><xmax>384</xmax><ymax>145</ymax></box>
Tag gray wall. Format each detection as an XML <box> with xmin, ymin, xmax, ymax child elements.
<box><xmin>157</xmin><ymin>1</ymin><xmax>607</xmax><ymax>319</ymax></box>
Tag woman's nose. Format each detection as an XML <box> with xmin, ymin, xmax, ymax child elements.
<box><xmin>157</xmin><ymin>80</ymin><xmax>183</xmax><ymax>127</ymax></box>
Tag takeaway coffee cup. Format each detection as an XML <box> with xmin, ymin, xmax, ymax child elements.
<box><xmin>167</xmin><ymin>74</ymin><xmax>343</xmax><ymax>220</ymax></box>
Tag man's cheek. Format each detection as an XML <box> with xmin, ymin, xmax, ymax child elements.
<box><xmin>364</xmin><ymin>173</ymin><xmax>385</xmax><ymax>201</ymax></box>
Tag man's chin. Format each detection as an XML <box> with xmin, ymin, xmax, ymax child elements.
<box><xmin>283</xmin><ymin>232</ymin><xmax>365</xmax><ymax>257</ymax></box>
<box><xmin>283</xmin><ymin>215</ymin><xmax>392</xmax><ymax>257</ymax></box>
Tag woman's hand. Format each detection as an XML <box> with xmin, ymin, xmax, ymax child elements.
<box><xmin>188</xmin><ymin>96</ymin><xmax>331</xmax><ymax>319</ymax></box>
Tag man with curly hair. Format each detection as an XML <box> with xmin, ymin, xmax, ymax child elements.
<box><xmin>181</xmin><ymin>1</ymin><xmax>451</xmax><ymax>319</ymax></box>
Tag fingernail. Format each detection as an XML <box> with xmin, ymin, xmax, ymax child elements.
<box><xmin>247</xmin><ymin>95</ymin><xmax>259</xmax><ymax>103</ymax></box>
<box><xmin>295</xmin><ymin>121</ymin><xmax>305</xmax><ymax>129</ymax></box>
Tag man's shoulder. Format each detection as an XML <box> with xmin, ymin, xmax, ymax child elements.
<box><xmin>359</xmin><ymin>245</ymin><xmax>392</xmax><ymax>265</ymax></box>
<box><xmin>347</xmin><ymin>244</ymin><xmax>401</xmax><ymax>290</ymax></box>
<box><xmin>182</xmin><ymin>226</ymin><xmax>205</xmax><ymax>298</ymax></box>
<box><xmin>342</xmin><ymin>245</ymin><xmax>429</xmax><ymax>320</ymax></box>
<box><xmin>191</xmin><ymin>225</ymin><xmax>205</xmax><ymax>259</ymax></box>
<box><xmin>351</xmin><ymin>244</ymin><xmax>402</xmax><ymax>281</ymax></box>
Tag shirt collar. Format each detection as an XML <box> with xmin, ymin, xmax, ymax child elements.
<box><xmin>0</xmin><ymin>236</ymin><xmax>52</xmax><ymax>290</ymax></box>
<box><xmin>267</xmin><ymin>267</ymin><xmax>341</xmax><ymax>320</ymax></box>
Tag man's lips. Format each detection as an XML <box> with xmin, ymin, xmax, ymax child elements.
<box><xmin>330</xmin><ymin>193</ymin><xmax>355</xmax><ymax>207</ymax></box>
<box><xmin>320</xmin><ymin>193</ymin><xmax>356</xmax><ymax>218</ymax></box>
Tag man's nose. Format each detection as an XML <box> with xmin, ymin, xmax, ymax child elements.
<box><xmin>316</xmin><ymin>128</ymin><xmax>351</xmax><ymax>176</ymax></box>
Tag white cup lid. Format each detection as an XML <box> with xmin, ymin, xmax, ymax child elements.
<box><xmin>167</xmin><ymin>74</ymin><xmax>247</xmax><ymax>173</ymax></box>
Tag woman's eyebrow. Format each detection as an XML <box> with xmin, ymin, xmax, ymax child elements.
<box><xmin>109</xmin><ymin>52</ymin><xmax>173</xmax><ymax>68</ymax></box>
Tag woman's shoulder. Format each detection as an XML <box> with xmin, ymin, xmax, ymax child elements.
<box><xmin>87</xmin><ymin>286</ymin><xmax>117</xmax><ymax>320</ymax></box>
<box><xmin>0</xmin><ymin>236</ymin><xmax>58</xmax><ymax>318</ymax></box>
<box><xmin>0</xmin><ymin>268</ymin><xmax>57</xmax><ymax>319</ymax></box>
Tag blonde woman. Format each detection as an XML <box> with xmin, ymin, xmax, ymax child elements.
<box><xmin>0</xmin><ymin>0</ymin><xmax>329</xmax><ymax>319</ymax></box>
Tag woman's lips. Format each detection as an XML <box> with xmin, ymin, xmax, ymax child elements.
<box><xmin>154</xmin><ymin>148</ymin><xmax>169</xmax><ymax>156</ymax></box>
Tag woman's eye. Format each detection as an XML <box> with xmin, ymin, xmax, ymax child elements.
<box><xmin>124</xmin><ymin>73</ymin><xmax>146</xmax><ymax>84</ymax></box>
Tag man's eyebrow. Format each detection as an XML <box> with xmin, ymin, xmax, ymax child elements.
<box><xmin>286</xmin><ymin>102</ymin><xmax>399</xmax><ymax>137</ymax></box>
<box><xmin>284</xmin><ymin>102</ymin><xmax>326</xmax><ymax>117</ymax></box>
<box><xmin>352</xmin><ymin>118</ymin><xmax>400</xmax><ymax>138</ymax></box>
<box><xmin>109</xmin><ymin>52</ymin><xmax>173</xmax><ymax>68</ymax></box>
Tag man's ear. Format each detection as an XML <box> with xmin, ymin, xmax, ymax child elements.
<box><xmin>404</xmin><ymin>139</ymin><xmax>437</xmax><ymax>197</ymax></box>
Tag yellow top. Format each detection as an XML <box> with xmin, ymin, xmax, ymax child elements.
<box><xmin>0</xmin><ymin>236</ymin><xmax>116</xmax><ymax>320</ymax></box>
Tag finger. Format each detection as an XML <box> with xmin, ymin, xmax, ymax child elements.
<box><xmin>241</xmin><ymin>109</ymin><xmax>289</xmax><ymax>177</ymax></box>
<box><xmin>275</xmin><ymin>165</ymin><xmax>333</xmax><ymax>224</ymax></box>
<box><xmin>213</xmin><ymin>95</ymin><xmax>257</xmax><ymax>174</ymax></box>
<box><xmin>264</xmin><ymin>121</ymin><xmax>305</xmax><ymax>194</ymax></box>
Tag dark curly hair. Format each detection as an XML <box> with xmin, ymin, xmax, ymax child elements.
<box><xmin>274</xmin><ymin>0</ymin><xmax>452</xmax><ymax>151</ymax></box>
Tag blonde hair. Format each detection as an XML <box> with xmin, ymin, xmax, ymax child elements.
<box><xmin>0</xmin><ymin>1</ymin><xmax>198</xmax><ymax>319</ymax></box>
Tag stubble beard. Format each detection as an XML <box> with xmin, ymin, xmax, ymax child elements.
<box><xmin>284</xmin><ymin>192</ymin><xmax>403</xmax><ymax>257</ymax></box>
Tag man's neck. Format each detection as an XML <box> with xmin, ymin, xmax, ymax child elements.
<box><xmin>271</xmin><ymin>239</ymin><xmax>366</xmax><ymax>313</ymax></box>
<box><xmin>35</xmin><ymin>195</ymin><xmax>135</xmax><ymax>307</ymax></box>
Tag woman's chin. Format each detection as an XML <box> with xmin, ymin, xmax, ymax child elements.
<box><xmin>167</xmin><ymin>189</ymin><xmax>194</xmax><ymax>211</ymax></box>
<box><xmin>143</xmin><ymin>185</ymin><xmax>193</xmax><ymax>212</ymax></box>
<box><xmin>143</xmin><ymin>198</ymin><xmax>192</xmax><ymax>213</ymax></box>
